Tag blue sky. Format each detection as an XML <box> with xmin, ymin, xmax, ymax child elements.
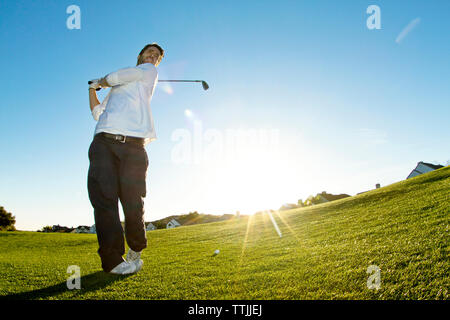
<box><xmin>0</xmin><ymin>0</ymin><xmax>449</xmax><ymax>231</ymax></box>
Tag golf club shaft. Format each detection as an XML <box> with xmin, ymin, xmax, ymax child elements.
<box><xmin>158</xmin><ymin>80</ymin><xmax>202</xmax><ymax>83</ymax></box>
<box><xmin>88</xmin><ymin>79</ymin><xmax>209</xmax><ymax>90</ymax></box>
<box><xmin>159</xmin><ymin>80</ymin><xmax>209</xmax><ymax>90</ymax></box>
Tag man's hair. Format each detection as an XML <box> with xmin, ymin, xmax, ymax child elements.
<box><xmin>137</xmin><ymin>43</ymin><xmax>165</xmax><ymax>66</ymax></box>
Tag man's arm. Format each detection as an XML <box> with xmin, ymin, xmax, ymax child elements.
<box><xmin>103</xmin><ymin>67</ymin><xmax>145</xmax><ymax>87</ymax></box>
<box><xmin>89</xmin><ymin>87</ymin><xmax>101</xmax><ymax>111</ymax></box>
<box><xmin>99</xmin><ymin>77</ymin><xmax>110</xmax><ymax>89</ymax></box>
<box><xmin>93</xmin><ymin>65</ymin><xmax>151</xmax><ymax>91</ymax></box>
<box><xmin>89</xmin><ymin>87</ymin><xmax>110</xmax><ymax>121</ymax></box>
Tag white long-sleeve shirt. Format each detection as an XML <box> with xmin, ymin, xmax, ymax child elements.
<box><xmin>92</xmin><ymin>63</ymin><xmax>159</xmax><ymax>145</ymax></box>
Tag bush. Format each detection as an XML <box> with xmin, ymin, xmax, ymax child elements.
<box><xmin>0</xmin><ymin>206</ymin><xmax>16</xmax><ymax>231</ymax></box>
<box><xmin>41</xmin><ymin>226</ymin><xmax>53</xmax><ymax>233</ymax></box>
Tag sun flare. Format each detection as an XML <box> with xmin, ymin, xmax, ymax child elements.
<box><xmin>201</xmin><ymin>140</ymin><xmax>306</xmax><ymax>214</ymax></box>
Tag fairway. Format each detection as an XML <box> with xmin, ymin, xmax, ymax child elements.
<box><xmin>0</xmin><ymin>167</ymin><xmax>448</xmax><ymax>300</ymax></box>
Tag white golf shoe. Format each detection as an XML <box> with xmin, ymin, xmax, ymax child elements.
<box><xmin>109</xmin><ymin>261</ymin><xmax>138</xmax><ymax>275</ymax></box>
<box><xmin>134</xmin><ymin>259</ymin><xmax>144</xmax><ymax>273</ymax></box>
<box><xmin>126</xmin><ymin>248</ymin><xmax>141</xmax><ymax>262</ymax></box>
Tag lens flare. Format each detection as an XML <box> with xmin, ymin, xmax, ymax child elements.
<box><xmin>161</xmin><ymin>84</ymin><xmax>174</xmax><ymax>95</ymax></box>
<box><xmin>239</xmin><ymin>214</ymin><xmax>254</xmax><ymax>267</ymax></box>
<box><xmin>267</xmin><ymin>210</ymin><xmax>282</xmax><ymax>238</ymax></box>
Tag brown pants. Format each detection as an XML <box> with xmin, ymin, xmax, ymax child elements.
<box><xmin>87</xmin><ymin>133</ymin><xmax>148</xmax><ymax>272</ymax></box>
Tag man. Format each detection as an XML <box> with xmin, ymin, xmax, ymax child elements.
<box><xmin>87</xmin><ymin>43</ymin><xmax>164</xmax><ymax>274</ymax></box>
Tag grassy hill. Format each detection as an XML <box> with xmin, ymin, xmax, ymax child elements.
<box><xmin>149</xmin><ymin>211</ymin><xmax>235</xmax><ymax>229</ymax></box>
<box><xmin>0</xmin><ymin>166</ymin><xmax>448</xmax><ymax>300</ymax></box>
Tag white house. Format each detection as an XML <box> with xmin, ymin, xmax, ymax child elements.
<box><xmin>146</xmin><ymin>222</ymin><xmax>157</xmax><ymax>231</ymax></box>
<box><xmin>74</xmin><ymin>225</ymin><xmax>91</xmax><ymax>233</ymax></box>
<box><xmin>406</xmin><ymin>161</ymin><xmax>444</xmax><ymax>179</ymax></box>
<box><xmin>166</xmin><ymin>219</ymin><xmax>181</xmax><ymax>229</ymax></box>
<box><xmin>72</xmin><ymin>225</ymin><xmax>96</xmax><ymax>234</ymax></box>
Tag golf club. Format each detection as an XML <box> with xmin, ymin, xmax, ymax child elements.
<box><xmin>88</xmin><ymin>80</ymin><xmax>209</xmax><ymax>91</ymax></box>
<box><xmin>158</xmin><ymin>80</ymin><xmax>209</xmax><ymax>91</ymax></box>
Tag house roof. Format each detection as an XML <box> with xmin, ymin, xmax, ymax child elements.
<box><xmin>419</xmin><ymin>161</ymin><xmax>444</xmax><ymax>170</ymax></box>
<box><xmin>168</xmin><ymin>219</ymin><xmax>181</xmax><ymax>226</ymax></box>
<box><xmin>407</xmin><ymin>161</ymin><xmax>444</xmax><ymax>179</ymax></box>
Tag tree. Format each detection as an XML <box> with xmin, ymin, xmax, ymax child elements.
<box><xmin>0</xmin><ymin>206</ymin><xmax>16</xmax><ymax>231</ymax></box>
<box><xmin>41</xmin><ymin>226</ymin><xmax>53</xmax><ymax>233</ymax></box>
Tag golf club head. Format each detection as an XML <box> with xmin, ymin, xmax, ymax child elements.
<box><xmin>201</xmin><ymin>81</ymin><xmax>209</xmax><ymax>91</ymax></box>
<box><xmin>88</xmin><ymin>80</ymin><xmax>101</xmax><ymax>91</ymax></box>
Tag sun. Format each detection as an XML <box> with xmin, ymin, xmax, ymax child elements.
<box><xmin>200</xmin><ymin>140</ymin><xmax>304</xmax><ymax>215</ymax></box>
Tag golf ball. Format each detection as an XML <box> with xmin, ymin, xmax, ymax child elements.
<box><xmin>214</xmin><ymin>249</ymin><xmax>220</xmax><ymax>255</ymax></box>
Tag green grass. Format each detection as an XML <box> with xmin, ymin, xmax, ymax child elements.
<box><xmin>0</xmin><ymin>167</ymin><xmax>449</xmax><ymax>300</ymax></box>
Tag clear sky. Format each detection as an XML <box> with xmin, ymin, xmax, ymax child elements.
<box><xmin>1</xmin><ymin>0</ymin><xmax>449</xmax><ymax>231</ymax></box>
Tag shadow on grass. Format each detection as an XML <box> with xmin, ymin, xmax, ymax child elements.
<box><xmin>0</xmin><ymin>271</ymin><xmax>132</xmax><ymax>300</ymax></box>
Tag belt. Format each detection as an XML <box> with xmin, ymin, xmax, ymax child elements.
<box><xmin>97</xmin><ymin>132</ymin><xmax>145</xmax><ymax>145</ymax></box>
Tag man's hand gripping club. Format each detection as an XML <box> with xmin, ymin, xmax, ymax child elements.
<box><xmin>88</xmin><ymin>77</ymin><xmax>110</xmax><ymax>91</ymax></box>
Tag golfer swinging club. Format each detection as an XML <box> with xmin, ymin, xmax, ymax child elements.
<box><xmin>87</xmin><ymin>43</ymin><xmax>164</xmax><ymax>274</ymax></box>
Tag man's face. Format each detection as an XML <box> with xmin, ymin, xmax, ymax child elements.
<box><xmin>140</xmin><ymin>46</ymin><xmax>162</xmax><ymax>66</ymax></box>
